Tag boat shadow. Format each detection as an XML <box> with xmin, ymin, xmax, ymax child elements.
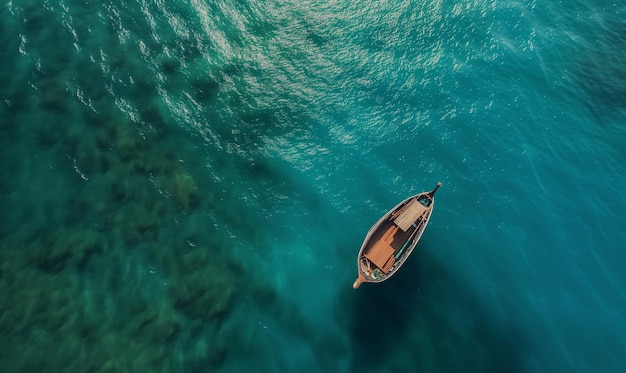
<box><xmin>343</xmin><ymin>244</ymin><xmax>527</xmax><ymax>373</ymax></box>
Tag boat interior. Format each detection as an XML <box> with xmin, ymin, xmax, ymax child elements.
<box><xmin>361</xmin><ymin>197</ymin><xmax>432</xmax><ymax>276</ymax></box>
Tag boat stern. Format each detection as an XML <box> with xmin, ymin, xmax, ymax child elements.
<box><xmin>353</xmin><ymin>273</ymin><xmax>367</xmax><ymax>289</ymax></box>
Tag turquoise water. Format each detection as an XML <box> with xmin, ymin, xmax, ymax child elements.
<box><xmin>1</xmin><ymin>0</ymin><xmax>625</xmax><ymax>372</ymax></box>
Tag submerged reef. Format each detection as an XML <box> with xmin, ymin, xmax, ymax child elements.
<box><xmin>0</xmin><ymin>2</ymin><xmax>305</xmax><ymax>371</ymax></box>
<box><xmin>1</xmin><ymin>33</ymin><xmax>268</xmax><ymax>373</ymax></box>
<box><xmin>1</xmin><ymin>87</ymin><xmax>272</xmax><ymax>371</ymax></box>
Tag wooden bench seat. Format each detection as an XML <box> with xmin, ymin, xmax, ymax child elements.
<box><xmin>365</xmin><ymin>225</ymin><xmax>401</xmax><ymax>274</ymax></box>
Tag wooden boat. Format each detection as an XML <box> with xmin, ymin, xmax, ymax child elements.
<box><xmin>353</xmin><ymin>182</ymin><xmax>441</xmax><ymax>289</ymax></box>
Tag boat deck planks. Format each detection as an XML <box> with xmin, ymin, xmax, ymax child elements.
<box><xmin>394</xmin><ymin>198</ymin><xmax>427</xmax><ymax>231</ymax></box>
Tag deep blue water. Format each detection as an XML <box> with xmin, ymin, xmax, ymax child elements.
<box><xmin>1</xmin><ymin>1</ymin><xmax>625</xmax><ymax>372</ymax></box>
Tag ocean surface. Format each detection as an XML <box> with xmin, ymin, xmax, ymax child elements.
<box><xmin>1</xmin><ymin>0</ymin><xmax>625</xmax><ymax>372</ymax></box>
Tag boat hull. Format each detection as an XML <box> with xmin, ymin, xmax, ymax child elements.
<box><xmin>353</xmin><ymin>183</ymin><xmax>440</xmax><ymax>289</ymax></box>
